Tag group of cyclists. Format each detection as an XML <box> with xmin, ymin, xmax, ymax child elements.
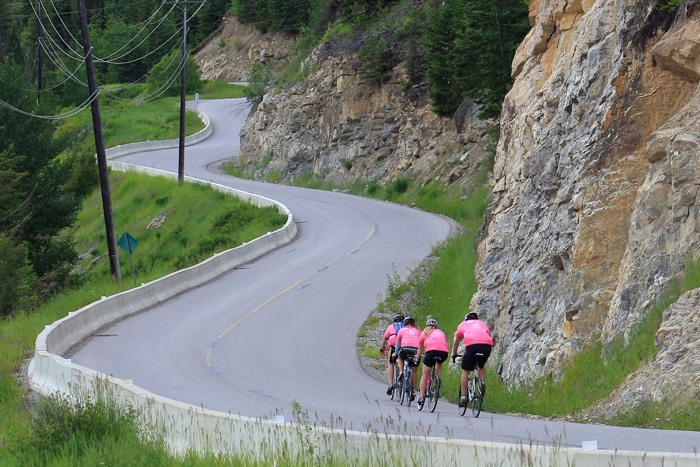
<box><xmin>380</xmin><ymin>312</ymin><xmax>493</xmax><ymax>408</ymax></box>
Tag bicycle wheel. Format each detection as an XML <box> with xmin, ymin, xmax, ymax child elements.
<box><xmin>406</xmin><ymin>368</ymin><xmax>414</xmax><ymax>407</ymax></box>
<box><xmin>428</xmin><ymin>374</ymin><xmax>440</xmax><ymax>413</ymax></box>
<box><xmin>471</xmin><ymin>376</ymin><xmax>483</xmax><ymax>417</ymax></box>
<box><xmin>399</xmin><ymin>371</ymin><xmax>408</xmax><ymax>405</ymax></box>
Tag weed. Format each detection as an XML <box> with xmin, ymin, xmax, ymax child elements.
<box><xmin>265</xmin><ymin>169</ymin><xmax>282</xmax><ymax>183</ymax></box>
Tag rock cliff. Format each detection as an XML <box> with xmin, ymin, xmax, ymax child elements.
<box><xmin>207</xmin><ymin>35</ymin><xmax>494</xmax><ymax>191</ymax></box>
<box><xmin>473</xmin><ymin>0</ymin><xmax>700</xmax><ymax>406</ymax></box>
<box><xmin>196</xmin><ymin>0</ymin><xmax>700</xmax><ymax>411</ymax></box>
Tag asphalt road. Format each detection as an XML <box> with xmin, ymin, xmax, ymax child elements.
<box><xmin>71</xmin><ymin>98</ymin><xmax>700</xmax><ymax>455</ymax></box>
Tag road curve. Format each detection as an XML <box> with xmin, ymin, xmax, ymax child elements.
<box><xmin>71</xmin><ymin>98</ymin><xmax>700</xmax><ymax>455</ymax></box>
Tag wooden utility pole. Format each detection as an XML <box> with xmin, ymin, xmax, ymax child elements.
<box><xmin>77</xmin><ymin>0</ymin><xmax>121</xmax><ymax>282</ymax></box>
<box><xmin>37</xmin><ymin>1</ymin><xmax>44</xmax><ymax>104</ymax></box>
<box><xmin>178</xmin><ymin>0</ymin><xmax>188</xmax><ymax>185</ymax></box>
<box><xmin>174</xmin><ymin>0</ymin><xmax>204</xmax><ymax>185</ymax></box>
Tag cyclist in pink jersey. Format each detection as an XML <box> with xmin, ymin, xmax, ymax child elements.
<box><xmin>380</xmin><ymin>314</ymin><xmax>404</xmax><ymax>395</ymax></box>
<box><xmin>395</xmin><ymin>316</ymin><xmax>421</xmax><ymax>399</ymax></box>
<box><xmin>452</xmin><ymin>312</ymin><xmax>493</xmax><ymax>407</ymax></box>
<box><xmin>415</xmin><ymin>317</ymin><xmax>449</xmax><ymax>407</ymax></box>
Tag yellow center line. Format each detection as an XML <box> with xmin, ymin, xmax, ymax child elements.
<box><xmin>205</xmin><ymin>224</ymin><xmax>376</xmax><ymax>368</ymax></box>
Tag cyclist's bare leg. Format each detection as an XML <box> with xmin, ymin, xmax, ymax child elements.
<box><xmin>435</xmin><ymin>361</ymin><xmax>443</xmax><ymax>378</ymax></box>
<box><xmin>460</xmin><ymin>370</ymin><xmax>469</xmax><ymax>398</ymax></box>
<box><xmin>418</xmin><ymin>365</ymin><xmax>429</xmax><ymax>399</ymax></box>
<box><xmin>385</xmin><ymin>351</ymin><xmax>393</xmax><ymax>385</ymax></box>
<box><xmin>477</xmin><ymin>365</ymin><xmax>486</xmax><ymax>395</ymax></box>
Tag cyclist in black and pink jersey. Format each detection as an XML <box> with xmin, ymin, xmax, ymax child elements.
<box><xmin>395</xmin><ymin>316</ymin><xmax>421</xmax><ymax>400</ymax></box>
<box><xmin>380</xmin><ymin>314</ymin><xmax>404</xmax><ymax>395</ymax></box>
<box><xmin>415</xmin><ymin>317</ymin><xmax>449</xmax><ymax>407</ymax></box>
<box><xmin>452</xmin><ymin>312</ymin><xmax>494</xmax><ymax>407</ymax></box>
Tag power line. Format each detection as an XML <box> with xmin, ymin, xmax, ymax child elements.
<box><xmin>4</xmin><ymin>0</ymin><xmax>208</xmax><ymax>117</ymax></box>
<box><xmin>0</xmin><ymin>87</ymin><xmax>100</xmax><ymax>119</ymax></box>
<box><xmin>97</xmin><ymin>1</ymin><xmax>174</xmax><ymax>62</ymax></box>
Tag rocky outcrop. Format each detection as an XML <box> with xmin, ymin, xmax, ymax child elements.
<box><xmin>234</xmin><ymin>47</ymin><xmax>493</xmax><ymax>190</ymax></box>
<box><xmin>472</xmin><ymin>0</ymin><xmax>700</xmax><ymax>391</ymax></box>
<box><xmin>195</xmin><ymin>15</ymin><xmax>295</xmax><ymax>81</ymax></box>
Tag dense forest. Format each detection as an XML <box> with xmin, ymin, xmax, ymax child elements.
<box><xmin>0</xmin><ymin>0</ymin><xmax>229</xmax><ymax>317</ymax></box>
<box><xmin>233</xmin><ymin>0</ymin><xmax>530</xmax><ymax>118</ymax></box>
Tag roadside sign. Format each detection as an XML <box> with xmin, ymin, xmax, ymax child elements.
<box><xmin>117</xmin><ymin>232</ymin><xmax>138</xmax><ymax>254</ymax></box>
<box><xmin>117</xmin><ymin>232</ymin><xmax>138</xmax><ymax>284</ymax></box>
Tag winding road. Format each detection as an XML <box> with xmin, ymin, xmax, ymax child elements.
<box><xmin>71</xmin><ymin>98</ymin><xmax>700</xmax><ymax>456</ymax></box>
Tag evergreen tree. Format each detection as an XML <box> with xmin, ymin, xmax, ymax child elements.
<box><xmin>232</xmin><ymin>0</ymin><xmax>260</xmax><ymax>25</ymax></box>
<box><xmin>423</xmin><ymin>0</ymin><xmax>465</xmax><ymax>116</ymax></box>
<box><xmin>455</xmin><ymin>0</ymin><xmax>530</xmax><ymax>118</ymax></box>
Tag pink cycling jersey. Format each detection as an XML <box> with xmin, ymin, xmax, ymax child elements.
<box><xmin>454</xmin><ymin>319</ymin><xmax>493</xmax><ymax>347</ymax></box>
<box><xmin>419</xmin><ymin>328</ymin><xmax>450</xmax><ymax>352</ymax></box>
<box><xmin>396</xmin><ymin>325</ymin><xmax>422</xmax><ymax>348</ymax></box>
<box><xmin>383</xmin><ymin>323</ymin><xmax>401</xmax><ymax>347</ymax></box>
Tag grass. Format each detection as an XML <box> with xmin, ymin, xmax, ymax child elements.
<box><xmin>69</xmin><ymin>171</ymin><xmax>286</xmax><ymax>287</ymax></box>
<box><xmin>198</xmin><ymin>80</ymin><xmax>247</xmax><ymax>99</ymax></box>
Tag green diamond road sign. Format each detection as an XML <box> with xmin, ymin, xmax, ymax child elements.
<box><xmin>117</xmin><ymin>232</ymin><xmax>138</xmax><ymax>254</ymax></box>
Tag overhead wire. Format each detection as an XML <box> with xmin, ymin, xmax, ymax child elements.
<box><xmin>46</xmin><ymin>0</ymin><xmax>84</xmax><ymax>52</ymax></box>
<box><xmin>96</xmin><ymin>25</ymin><xmax>183</xmax><ymax>65</ymax></box>
<box><xmin>0</xmin><ymin>86</ymin><xmax>101</xmax><ymax>119</ymax></box>
<box><xmin>28</xmin><ymin>0</ymin><xmax>85</xmax><ymax>61</ymax></box>
<box><xmin>137</xmin><ymin>52</ymin><xmax>189</xmax><ymax>103</ymax></box>
<box><xmin>96</xmin><ymin>1</ymin><xmax>175</xmax><ymax>62</ymax></box>
<box><xmin>5</xmin><ymin>0</ymin><xmax>209</xmax><ymax>119</ymax></box>
<box><xmin>39</xmin><ymin>35</ymin><xmax>87</xmax><ymax>87</ymax></box>
<box><xmin>102</xmin><ymin>36</ymin><xmax>183</xmax><ymax>100</ymax></box>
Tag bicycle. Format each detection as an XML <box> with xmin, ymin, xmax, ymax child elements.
<box><xmin>399</xmin><ymin>355</ymin><xmax>417</xmax><ymax>406</ymax></box>
<box><xmin>417</xmin><ymin>364</ymin><xmax>441</xmax><ymax>413</ymax></box>
<box><xmin>458</xmin><ymin>352</ymin><xmax>485</xmax><ymax>417</ymax></box>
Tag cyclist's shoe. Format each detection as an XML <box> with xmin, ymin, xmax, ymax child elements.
<box><xmin>411</xmin><ymin>391</ymin><xmax>416</xmax><ymax>401</ymax></box>
<box><xmin>480</xmin><ymin>382</ymin><xmax>486</xmax><ymax>397</ymax></box>
<box><xmin>387</xmin><ymin>386</ymin><xmax>393</xmax><ymax>396</ymax></box>
<box><xmin>417</xmin><ymin>396</ymin><xmax>425</xmax><ymax>408</ymax></box>
<box><xmin>459</xmin><ymin>396</ymin><xmax>467</xmax><ymax>407</ymax></box>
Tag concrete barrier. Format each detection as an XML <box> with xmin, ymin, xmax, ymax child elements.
<box><xmin>26</xmin><ymin>113</ymin><xmax>700</xmax><ymax>466</ymax></box>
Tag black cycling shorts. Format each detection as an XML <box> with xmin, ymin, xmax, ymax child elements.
<box><xmin>423</xmin><ymin>350</ymin><xmax>449</xmax><ymax>368</ymax></box>
<box><xmin>388</xmin><ymin>345</ymin><xmax>397</xmax><ymax>363</ymax></box>
<box><xmin>398</xmin><ymin>347</ymin><xmax>419</xmax><ymax>367</ymax></box>
<box><xmin>461</xmin><ymin>343</ymin><xmax>492</xmax><ymax>371</ymax></box>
